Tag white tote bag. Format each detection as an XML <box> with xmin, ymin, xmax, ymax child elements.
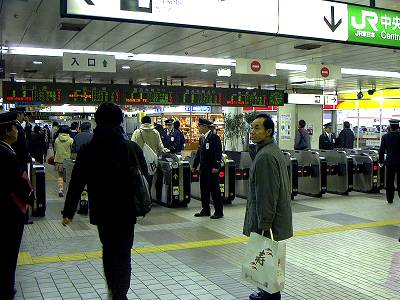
<box><xmin>241</xmin><ymin>231</ymin><xmax>286</xmax><ymax>294</ymax></box>
<box><xmin>140</xmin><ymin>131</ymin><xmax>158</xmax><ymax>176</ymax></box>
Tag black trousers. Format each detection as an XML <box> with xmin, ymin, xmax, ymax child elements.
<box><xmin>200</xmin><ymin>170</ymin><xmax>223</xmax><ymax>215</ymax></box>
<box><xmin>97</xmin><ymin>224</ymin><xmax>135</xmax><ymax>300</ymax></box>
<box><xmin>0</xmin><ymin>209</ymin><xmax>25</xmax><ymax>299</ymax></box>
<box><xmin>386</xmin><ymin>165</ymin><xmax>400</xmax><ymax>202</ymax></box>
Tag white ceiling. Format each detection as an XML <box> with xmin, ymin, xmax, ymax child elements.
<box><xmin>1</xmin><ymin>0</ymin><xmax>399</xmax><ymax>92</ymax></box>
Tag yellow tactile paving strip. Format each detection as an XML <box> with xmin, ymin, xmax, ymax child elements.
<box><xmin>17</xmin><ymin>218</ymin><xmax>400</xmax><ymax>266</ymax></box>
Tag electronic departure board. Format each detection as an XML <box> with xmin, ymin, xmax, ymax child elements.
<box><xmin>124</xmin><ymin>86</ymin><xmax>178</xmax><ymax>105</ymax></box>
<box><xmin>2</xmin><ymin>82</ymin><xmax>286</xmax><ymax>107</ymax></box>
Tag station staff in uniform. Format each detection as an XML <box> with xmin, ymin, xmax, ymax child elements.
<box><xmin>192</xmin><ymin>118</ymin><xmax>224</xmax><ymax>219</ymax></box>
<box><xmin>0</xmin><ymin>112</ymin><xmax>34</xmax><ymax>300</ymax></box>
<box><xmin>9</xmin><ymin>107</ymin><xmax>30</xmax><ymax>171</ymax></box>
<box><xmin>379</xmin><ymin>119</ymin><xmax>400</xmax><ymax>204</ymax></box>
<box><xmin>319</xmin><ymin>122</ymin><xmax>336</xmax><ymax>150</ymax></box>
<box><xmin>162</xmin><ymin>119</ymin><xmax>181</xmax><ymax>154</ymax></box>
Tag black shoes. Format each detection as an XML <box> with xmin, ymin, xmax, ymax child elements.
<box><xmin>194</xmin><ymin>210</ymin><xmax>211</xmax><ymax>217</ymax></box>
<box><xmin>249</xmin><ymin>290</ymin><xmax>281</xmax><ymax>300</ymax></box>
<box><xmin>210</xmin><ymin>214</ymin><xmax>223</xmax><ymax>219</ymax></box>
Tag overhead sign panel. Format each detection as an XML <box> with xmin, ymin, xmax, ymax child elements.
<box><xmin>63</xmin><ymin>53</ymin><xmax>116</xmax><ymax>73</ymax></box>
<box><xmin>63</xmin><ymin>0</ymin><xmax>279</xmax><ymax>34</ymax></box>
<box><xmin>279</xmin><ymin>0</ymin><xmax>348</xmax><ymax>41</ymax></box>
<box><xmin>235</xmin><ymin>58</ymin><xmax>276</xmax><ymax>76</ymax></box>
<box><xmin>288</xmin><ymin>94</ymin><xmax>337</xmax><ymax>105</ymax></box>
<box><xmin>348</xmin><ymin>5</ymin><xmax>400</xmax><ymax>47</ymax></box>
<box><xmin>306</xmin><ymin>64</ymin><xmax>342</xmax><ymax>80</ymax></box>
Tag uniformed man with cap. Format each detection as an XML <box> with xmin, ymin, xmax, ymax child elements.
<box><xmin>319</xmin><ymin>122</ymin><xmax>336</xmax><ymax>150</ymax></box>
<box><xmin>192</xmin><ymin>118</ymin><xmax>224</xmax><ymax>219</ymax></box>
<box><xmin>161</xmin><ymin>118</ymin><xmax>182</xmax><ymax>154</ymax></box>
<box><xmin>0</xmin><ymin>112</ymin><xmax>34</xmax><ymax>299</ymax></box>
<box><xmin>379</xmin><ymin>119</ymin><xmax>400</xmax><ymax>204</ymax></box>
<box><xmin>9</xmin><ymin>107</ymin><xmax>31</xmax><ymax>171</ymax></box>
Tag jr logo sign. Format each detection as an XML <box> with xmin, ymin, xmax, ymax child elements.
<box><xmin>348</xmin><ymin>5</ymin><xmax>400</xmax><ymax>47</ymax></box>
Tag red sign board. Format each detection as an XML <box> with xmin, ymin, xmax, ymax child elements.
<box><xmin>320</xmin><ymin>67</ymin><xmax>330</xmax><ymax>78</ymax></box>
<box><xmin>250</xmin><ymin>60</ymin><xmax>262</xmax><ymax>72</ymax></box>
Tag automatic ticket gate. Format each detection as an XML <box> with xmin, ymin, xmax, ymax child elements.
<box><xmin>191</xmin><ymin>153</ymin><xmax>236</xmax><ymax>204</ymax></box>
<box><xmin>282</xmin><ymin>152</ymin><xmax>299</xmax><ymax>198</ymax></box>
<box><xmin>225</xmin><ymin>151</ymin><xmax>251</xmax><ymax>199</ymax></box>
<box><xmin>152</xmin><ymin>154</ymin><xmax>191</xmax><ymax>207</ymax></box>
<box><xmin>31</xmin><ymin>161</ymin><xmax>46</xmax><ymax>217</ymax></box>
<box><xmin>345</xmin><ymin>150</ymin><xmax>381</xmax><ymax>193</ymax></box>
<box><xmin>319</xmin><ymin>150</ymin><xmax>353</xmax><ymax>195</ymax></box>
<box><xmin>286</xmin><ymin>150</ymin><xmax>327</xmax><ymax>197</ymax></box>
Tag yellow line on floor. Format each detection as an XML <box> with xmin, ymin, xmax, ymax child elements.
<box><xmin>18</xmin><ymin>219</ymin><xmax>400</xmax><ymax>266</ymax></box>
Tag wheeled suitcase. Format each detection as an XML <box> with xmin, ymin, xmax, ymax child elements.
<box><xmin>31</xmin><ymin>163</ymin><xmax>46</xmax><ymax>217</ymax></box>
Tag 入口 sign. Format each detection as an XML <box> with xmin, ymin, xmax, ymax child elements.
<box><xmin>62</xmin><ymin>53</ymin><xmax>116</xmax><ymax>72</ymax></box>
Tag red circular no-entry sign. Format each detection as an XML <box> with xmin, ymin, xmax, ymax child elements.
<box><xmin>320</xmin><ymin>67</ymin><xmax>330</xmax><ymax>78</ymax></box>
<box><xmin>250</xmin><ymin>60</ymin><xmax>262</xmax><ymax>72</ymax></box>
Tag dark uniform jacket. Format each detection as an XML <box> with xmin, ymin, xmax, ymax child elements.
<box><xmin>11</xmin><ymin>122</ymin><xmax>30</xmax><ymax>170</ymax></box>
<box><xmin>319</xmin><ymin>132</ymin><xmax>336</xmax><ymax>150</ymax></box>
<box><xmin>0</xmin><ymin>141</ymin><xmax>33</xmax><ymax>220</ymax></box>
<box><xmin>243</xmin><ymin>140</ymin><xmax>293</xmax><ymax>241</ymax></box>
<box><xmin>336</xmin><ymin>128</ymin><xmax>355</xmax><ymax>149</ymax></box>
<box><xmin>193</xmin><ymin>131</ymin><xmax>222</xmax><ymax>173</ymax></box>
<box><xmin>29</xmin><ymin>132</ymin><xmax>46</xmax><ymax>164</ymax></box>
<box><xmin>62</xmin><ymin>125</ymin><xmax>148</xmax><ymax>225</ymax></box>
<box><xmin>161</xmin><ymin>128</ymin><xmax>182</xmax><ymax>154</ymax></box>
<box><xmin>379</xmin><ymin>131</ymin><xmax>400</xmax><ymax>167</ymax></box>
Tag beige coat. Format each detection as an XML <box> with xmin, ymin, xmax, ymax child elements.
<box><xmin>131</xmin><ymin>124</ymin><xmax>164</xmax><ymax>156</ymax></box>
<box><xmin>54</xmin><ymin>133</ymin><xmax>73</xmax><ymax>163</ymax></box>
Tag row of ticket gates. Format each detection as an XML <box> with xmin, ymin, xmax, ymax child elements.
<box><xmin>28</xmin><ymin>147</ymin><xmax>397</xmax><ymax>217</ymax></box>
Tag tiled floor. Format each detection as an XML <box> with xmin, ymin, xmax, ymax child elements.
<box><xmin>14</xmin><ymin>163</ymin><xmax>400</xmax><ymax>300</ymax></box>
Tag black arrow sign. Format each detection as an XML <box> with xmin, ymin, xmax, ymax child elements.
<box><xmin>324</xmin><ymin>6</ymin><xmax>342</xmax><ymax>32</ymax></box>
<box><xmin>84</xmin><ymin>0</ymin><xmax>95</xmax><ymax>5</ymax></box>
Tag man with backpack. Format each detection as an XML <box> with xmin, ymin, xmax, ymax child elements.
<box><xmin>62</xmin><ymin>103</ymin><xmax>149</xmax><ymax>300</ymax></box>
<box><xmin>294</xmin><ymin>120</ymin><xmax>311</xmax><ymax>150</ymax></box>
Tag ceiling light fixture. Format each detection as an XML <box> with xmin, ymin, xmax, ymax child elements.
<box><xmin>200</xmin><ymin>69</ymin><xmax>209</xmax><ymax>73</ymax></box>
<box><xmin>9</xmin><ymin>72</ymin><xmax>17</xmax><ymax>75</ymax></box>
<box><xmin>33</xmin><ymin>61</ymin><xmax>43</xmax><ymax>65</ymax></box>
<box><xmin>341</xmin><ymin>68</ymin><xmax>400</xmax><ymax>78</ymax></box>
<box><xmin>217</xmin><ymin>68</ymin><xmax>232</xmax><ymax>77</ymax></box>
<box><xmin>15</xmin><ymin>79</ymin><xmax>26</xmax><ymax>83</ymax></box>
<box><xmin>140</xmin><ymin>82</ymin><xmax>150</xmax><ymax>86</ymax></box>
<box><xmin>122</xmin><ymin>65</ymin><xmax>131</xmax><ymax>70</ymax></box>
<box><xmin>270</xmin><ymin>73</ymin><xmax>277</xmax><ymax>77</ymax></box>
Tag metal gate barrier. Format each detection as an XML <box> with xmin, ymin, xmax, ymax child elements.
<box><xmin>286</xmin><ymin>150</ymin><xmax>327</xmax><ymax>197</ymax></box>
<box><xmin>152</xmin><ymin>154</ymin><xmax>191</xmax><ymax>207</ymax></box>
<box><xmin>282</xmin><ymin>151</ymin><xmax>299</xmax><ymax>198</ymax></box>
<box><xmin>319</xmin><ymin>149</ymin><xmax>353</xmax><ymax>195</ymax></box>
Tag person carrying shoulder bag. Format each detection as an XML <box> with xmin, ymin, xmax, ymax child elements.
<box><xmin>294</xmin><ymin>120</ymin><xmax>311</xmax><ymax>150</ymax></box>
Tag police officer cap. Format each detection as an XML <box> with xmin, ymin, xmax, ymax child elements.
<box><xmin>10</xmin><ymin>107</ymin><xmax>26</xmax><ymax>113</ymax></box>
<box><xmin>0</xmin><ymin>112</ymin><xmax>18</xmax><ymax>126</ymax></box>
<box><xmin>389</xmin><ymin>119</ymin><xmax>400</xmax><ymax>125</ymax></box>
<box><xmin>199</xmin><ymin>118</ymin><xmax>213</xmax><ymax>126</ymax></box>
<box><xmin>324</xmin><ymin>122</ymin><xmax>332</xmax><ymax>128</ymax></box>
<box><xmin>164</xmin><ymin>118</ymin><xmax>174</xmax><ymax>125</ymax></box>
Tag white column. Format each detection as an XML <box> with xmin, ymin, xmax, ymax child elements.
<box><xmin>224</xmin><ymin>107</ymin><xmax>244</xmax><ymax>151</ymax></box>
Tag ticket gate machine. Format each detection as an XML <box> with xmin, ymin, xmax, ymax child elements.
<box><xmin>152</xmin><ymin>154</ymin><xmax>191</xmax><ymax>207</ymax></box>
<box><xmin>319</xmin><ymin>150</ymin><xmax>353</xmax><ymax>195</ymax></box>
<box><xmin>344</xmin><ymin>150</ymin><xmax>381</xmax><ymax>193</ymax></box>
<box><xmin>286</xmin><ymin>150</ymin><xmax>327</xmax><ymax>197</ymax></box>
<box><xmin>282</xmin><ymin>151</ymin><xmax>299</xmax><ymax>198</ymax></box>
<box><xmin>191</xmin><ymin>153</ymin><xmax>236</xmax><ymax>204</ymax></box>
<box><xmin>225</xmin><ymin>151</ymin><xmax>251</xmax><ymax>199</ymax></box>
<box><xmin>31</xmin><ymin>162</ymin><xmax>46</xmax><ymax>217</ymax></box>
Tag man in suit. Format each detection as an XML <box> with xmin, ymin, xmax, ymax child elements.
<box><xmin>10</xmin><ymin>107</ymin><xmax>30</xmax><ymax>171</ymax></box>
<box><xmin>336</xmin><ymin>121</ymin><xmax>355</xmax><ymax>149</ymax></box>
<box><xmin>379</xmin><ymin>119</ymin><xmax>400</xmax><ymax>204</ymax></box>
<box><xmin>192</xmin><ymin>118</ymin><xmax>224</xmax><ymax>219</ymax></box>
<box><xmin>319</xmin><ymin>122</ymin><xmax>336</xmax><ymax>150</ymax></box>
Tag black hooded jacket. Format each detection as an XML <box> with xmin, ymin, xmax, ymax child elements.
<box><xmin>62</xmin><ymin>125</ymin><xmax>148</xmax><ymax>225</ymax></box>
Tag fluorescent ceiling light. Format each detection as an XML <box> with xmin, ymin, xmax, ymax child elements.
<box><xmin>33</xmin><ymin>61</ymin><xmax>43</xmax><ymax>65</ymax></box>
<box><xmin>217</xmin><ymin>68</ymin><xmax>232</xmax><ymax>77</ymax></box>
<box><xmin>140</xmin><ymin>82</ymin><xmax>150</xmax><ymax>86</ymax></box>
<box><xmin>276</xmin><ymin>63</ymin><xmax>307</xmax><ymax>71</ymax></box>
<box><xmin>9</xmin><ymin>72</ymin><xmax>17</xmax><ymax>75</ymax></box>
<box><xmin>201</xmin><ymin>69</ymin><xmax>209</xmax><ymax>73</ymax></box>
<box><xmin>270</xmin><ymin>73</ymin><xmax>277</xmax><ymax>77</ymax></box>
<box><xmin>341</xmin><ymin>68</ymin><xmax>400</xmax><ymax>78</ymax></box>
<box><xmin>122</xmin><ymin>65</ymin><xmax>131</xmax><ymax>70</ymax></box>
<box><xmin>129</xmin><ymin>54</ymin><xmax>235</xmax><ymax>66</ymax></box>
<box><xmin>246</xmin><ymin>87</ymin><xmax>256</xmax><ymax>90</ymax></box>
<box><xmin>15</xmin><ymin>79</ymin><xmax>26</xmax><ymax>83</ymax></box>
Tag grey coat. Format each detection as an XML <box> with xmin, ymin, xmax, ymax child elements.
<box><xmin>243</xmin><ymin>140</ymin><xmax>293</xmax><ymax>241</ymax></box>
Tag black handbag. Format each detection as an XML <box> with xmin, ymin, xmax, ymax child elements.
<box><xmin>127</xmin><ymin>143</ymin><xmax>152</xmax><ymax>217</ymax></box>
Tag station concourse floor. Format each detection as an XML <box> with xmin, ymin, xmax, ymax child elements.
<box><xmin>15</xmin><ymin>164</ymin><xmax>400</xmax><ymax>300</ymax></box>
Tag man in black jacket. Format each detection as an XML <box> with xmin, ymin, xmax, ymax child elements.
<box><xmin>192</xmin><ymin>118</ymin><xmax>223</xmax><ymax>219</ymax></box>
<box><xmin>319</xmin><ymin>122</ymin><xmax>336</xmax><ymax>150</ymax></box>
<box><xmin>379</xmin><ymin>119</ymin><xmax>400</xmax><ymax>204</ymax></box>
<box><xmin>62</xmin><ymin>103</ymin><xmax>148</xmax><ymax>300</ymax></box>
<box><xmin>0</xmin><ymin>112</ymin><xmax>34</xmax><ymax>300</ymax></box>
<box><xmin>336</xmin><ymin>121</ymin><xmax>355</xmax><ymax>149</ymax></box>
<box><xmin>10</xmin><ymin>107</ymin><xmax>30</xmax><ymax>171</ymax></box>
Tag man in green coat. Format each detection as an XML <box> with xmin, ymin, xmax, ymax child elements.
<box><xmin>243</xmin><ymin>114</ymin><xmax>293</xmax><ymax>300</ymax></box>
